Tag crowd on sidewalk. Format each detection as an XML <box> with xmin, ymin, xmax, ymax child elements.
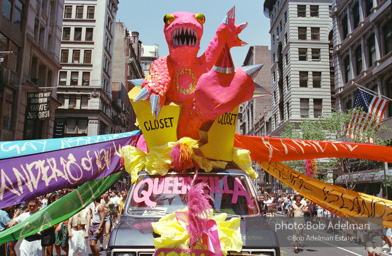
<box><xmin>0</xmin><ymin>188</ymin><xmax>128</xmax><ymax>256</ymax></box>
<box><xmin>257</xmin><ymin>190</ymin><xmax>392</xmax><ymax>256</ymax></box>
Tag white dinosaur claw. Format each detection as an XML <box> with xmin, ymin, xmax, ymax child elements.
<box><xmin>150</xmin><ymin>95</ymin><xmax>161</xmax><ymax>117</ymax></box>
<box><xmin>134</xmin><ymin>87</ymin><xmax>149</xmax><ymax>102</ymax></box>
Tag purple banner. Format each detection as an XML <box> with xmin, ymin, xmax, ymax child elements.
<box><xmin>0</xmin><ymin>135</ymin><xmax>138</xmax><ymax>209</ymax></box>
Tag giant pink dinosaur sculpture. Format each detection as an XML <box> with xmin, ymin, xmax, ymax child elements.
<box><xmin>132</xmin><ymin>7</ymin><xmax>262</xmax><ymax>140</ymax></box>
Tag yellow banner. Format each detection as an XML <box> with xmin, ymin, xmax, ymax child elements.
<box><xmin>129</xmin><ymin>88</ymin><xmax>179</xmax><ymax>149</ymax></box>
<box><xmin>258</xmin><ymin>161</ymin><xmax>392</xmax><ymax>228</ymax></box>
<box><xmin>199</xmin><ymin>107</ymin><xmax>239</xmax><ymax>162</ymax></box>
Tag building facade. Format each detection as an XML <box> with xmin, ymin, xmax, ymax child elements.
<box><xmin>236</xmin><ymin>45</ymin><xmax>273</xmax><ymax>191</ymax></box>
<box><xmin>112</xmin><ymin>22</ymin><xmax>144</xmax><ymax>133</ymax></box>
<box><xmin>332</xmin><ymin>0</ymin><xmax>391</xmax><ymax>129</ymax></box>
<box><xmin>55</xmin><ymin>0</ymin><xmax>119</xmax><ymax>137</ymax></box>
<box><xmin>264</xmin><ymin>0</ymin><xmax>334</xmax><ymax>137</ymax></box>
<box><xmin>331</xmin><ymin>0</ymin><xmax>391</xmax><ymax>196</ymax></box>
<box><xmin>140</xmin><ymin>44</ymin><xmax>159</xmax><ymax>76</ymax></box>
<box><xmin>0</xmin><ymin>0</ymin><xmax>63</xmax><ymax>141</ymax></box>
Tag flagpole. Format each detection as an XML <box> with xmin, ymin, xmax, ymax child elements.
<box><xmin>354</xmin><ymin>82</ymin><xmax>392</xmax><ymax>102</ymax></box>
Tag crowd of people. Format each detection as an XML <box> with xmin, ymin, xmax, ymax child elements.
<box><xmin>257</xmin><ymin>189</ymin><xmax>392</xmax><ymax>255</ymax></box>
<box><xmin>0</xmin><ymin>188</ymin><xmax>128</xmax><ymax>256</ymax></box>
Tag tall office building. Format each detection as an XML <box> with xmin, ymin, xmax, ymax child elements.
<box><xmin>331</xmin><ymin>0</ymin><xmax>392</xmax><ymax>132</ymax></box>
<box><xmin>264</xmin><ymin>0</ymin><xmax>334</xmax><ymax>136</ymax></box>
<box><xmin>54</xmin><ymin>0</ymin><xmax>119</xmax><ymax>137</ymax></box>
<box><xmin>0</xmin><ymin>0</ymin><xmax>63</xmax><ymax>140</ymax></box>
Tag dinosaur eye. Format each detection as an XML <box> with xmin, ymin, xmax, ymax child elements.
<box><xmin>163</xmin><ymin>14</ymin><xmax>175</xmax><ymax>25</ymax></box>
<box><xmin>195</xmin><ymin>13</ymin><xmax>205</xmax><ymax>24</ymax></box>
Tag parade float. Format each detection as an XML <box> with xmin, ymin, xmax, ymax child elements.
<box><xmin>0</xmin><ymin>6</ymin><xmax>391</xmax><ymax>256</ymax></box>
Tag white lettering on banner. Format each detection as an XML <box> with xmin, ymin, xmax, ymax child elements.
<box><xmin>0</xmin><ymin>141</ymin><xmax>124</xmax><ymax>201</ymax></box>
<box><xmin>132</xmin><ymin>176</ymin><xmax>254</xmax><ymax>208</ymax></box>
<box><xmin>0</xmin><ymin>133</ymin><xmax>135</xmax><ymax>157</ymax></box>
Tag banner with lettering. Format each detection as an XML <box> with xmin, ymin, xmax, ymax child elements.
<box><xmin>0</xmin><ymin>171</ymin><xmax>123</xmax><ymax>245</ymax></box>
<box><xmin>0</xmin><ymin>131</ymin><xmax>141</xmax><ymax>160</ymax></box>
<box><xmin>0</xmin><ymin>135</ymin><xmax>138</xmax><ymax>209</ymax></box>
<box><xmin>258</xmin><ymin>161</ymin><xmax>392</xmax><ymax>228</ymax></box>
<box><xmin>235</xmin><ymin>134</ymin><xmax>392</xmax><ymax>163</ymax></box>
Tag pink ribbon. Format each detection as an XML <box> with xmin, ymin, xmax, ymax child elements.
<box><xmin>175</xmin><ymin>211</ymin><xmax>223</xmax><ymax>256</ymax></box>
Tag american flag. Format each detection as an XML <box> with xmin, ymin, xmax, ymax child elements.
<box><xmin>345</xmin><ymin>88</ymin><xmax>389</xmax><ymax>142</ymax></box>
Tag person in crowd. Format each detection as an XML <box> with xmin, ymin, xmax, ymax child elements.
<box><xmin>99</xmin><ymin>191</ymin><xmax>115</xmax><ymax>251</ymax></box>
<box><xmin>0</xmin><ymin>207</ymin><xmax>11</xmax><ymax>255</ymax></box>
<box><xmin>89</xmin><ymin>197</ymin><xmax>105</xmax><ymax>256</ymax></box>
<box><xmin>258</xmin><ymin>196</ymin><xmax>267</xmax><ymax>215</ymax></box>
<box><xmin>8</xmin><ymin>198</ymin><xmax>43</xmax><ymax>256</ymax></box>
<box><xmin>287</xmin><ymin>195</ymin><xmax>307</xmax><ymax>253</ymax></box>
<box><xmin>68</xmin><ymin>206</ymin><xmax>91</xmax><ymax>256</ymax></box>
<box><xmin>382</xmin><ymin>227</ymin><xmax>392</xmax><ymax>255</ymax></box>
<box><xmin>54</xmin><ymin>193</ymin><xmax>68</xmax><ymax>256</ymax></box>
<box><xmin>5</xmin><ymin>205</ymin><xmax>20</xmax><ymax>256</ymax></box>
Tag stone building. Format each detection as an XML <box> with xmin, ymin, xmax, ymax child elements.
<box><xmin>55</xmin><ymin>0</ymin><xmax>119</xmax><ymax>137</ymax></box>
<box><xmin>0</xmin><ymin>0</ymin><xmax>63</xmax><ymax>140</ymax></box>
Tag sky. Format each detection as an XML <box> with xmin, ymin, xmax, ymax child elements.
<box><xmin>116</xmin><ymin>0</ymin><xmax>271</xmax><ymax>66</ymax></box>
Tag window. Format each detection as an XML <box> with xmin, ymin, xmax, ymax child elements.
<box><xmin>57</xmin><ymin>94</ymin><xmax>65</xmax><ymax>105</ymax></box>
<box><xmin>67</xmin><ymin>118</ymin><xmax>76</xmax><ymax>132</ymax></box>
<box><xmin>78</xmin><ymin>119</ymin><xmax>88</xmax><ymax>134</ymax></box>
<box><xmin>285</xmin><ymin>33</ymin><xmax>288</xmax><ymax>44</ymax></box>
<box><xmin>59</xmin><ymin>71</ymin><xmax>67</xmax><ymax>85</ymax></box>
<box><xmin>286</xmin><ymin>102</ymin><xmax>290</xmax><ymax>118</ymax></box>
<box><xmin>299</xmin><ymin>48</ymin><xmax>307</xmax><ymax>61</ymax></box>
<box><xmin>300</xmin><ymin>71</ymin><xmax>308</xmax><ymax>87</ymax></box>
<box><xmin>272</xmin><ymin>33</ymin><xmax>275</xmax><ymax>44</ymax></box>
<box><xmin>82</xmin><ymin>72</ymin><xmax>90</xmax><ymax>85</ymax></box>
<box><xmin>87</xmin><ymin>6</ymin><xmax>95</xmax><ymax>19</ymax></box>
<box><xmin>85</xmin><ymin>28</ymin><xmax>93</xmax><ymax>41</ymax></box>
<box><xmin>314</xmin><ymin>99</ymin><xmax>323</xmax><ymax>118</ymax></box>
<box><xmin>285</xmin><ymin>53</ymin><xmax>288</xmax><ymax>65</ymax></box>
<box><xmin>72</xmin><ymin>50</ymin><xmax>80</xmax><ymax>63</ymax></box>
<box><xmin>81</xmin><ymin>95</ymin><xmax>88</xmax><ymax>109</ymax></box>
<box><xmin>68</xmin><ymin>96</ymin><xmax>76</xmax><ymax>109</ymax></box>
<box><xmin>286</xmin><ymin>75</ymin><xmax>289</xmax><ymax>91</ymax></box>
<box><xmin>84</xmin><ymin>50</ymin><xmax>92</xmax><ymax>63</ymax></box>
<box><xmin>365</xmin><ymin>0</ymin><xmax>373</xmax><ymax>17</ymax></box>
<box><xmin>13</xmin><ymin>0</ymin><xmax>23</xmax><ymax>25</ymax></box>
<box><xmin>71</xmin><ymin>72</ymin><xmax>78</xmax><ymax>85</ymax></box>
<box><xmin>297</xmin><ymin>5</ymin><xmax>306</xmax><ymax>17</ymax></box>
<box><xmin>355</xmin><ymin>45</ymin><xmax>362</xmax><ymax>75</ymax></box>
<box><xmin>2</xmin><ymin>0</ymin><xmax>12</xmax><ymax>20</ymax></box>
<box><xmin>76</xmin><ymin>6</ymin><xmax>83</xmax><ymax>19</ymax></box>
<box><xmin>298</xmin><ymin>27</ymin><xmax>307</xmax><ymax>40</ymax></box>
<box><xmin>62</xmin><ymin>27</ymin><xmax>70</xmax><ymax>40</ymax></box>
<box><xmin>311</xmin><ymin>27</ymin><xmax>320</xmax><ymax>40</ymax></box>
<box><xmin>310</xmin><ymin>5</ymin><xmax>319</xmax><ymax>17</ymax></box>
<box><xmin>284</xmin><ymin>11</ymin><xmax>287</xmax><ymax>24</ymax></box>
<box><xmin>367</xmin><ymin>34</ymin><xmax>375</xmax><ymax>67</ymax></box>
<box><xmin>382</xmin><ymin>21</ymin><xmax>392</xmax><ymax>56</ymax></box>
<box><xmin>312</xmin><ymin>48</ymin><xmax>321</xmax><ymax>61</ymax></box>
<box><xmin>300</xmin><ymin>98</ymin><xmax>309</xmax><ymax>118</ymax></box>
<box><xmin>342</xmin><ymin>15</ymin><xmax>348</xmax><ymax>39</ymax></box>
<box><xmin>64</xmin><ymin>5</ymin><xmax>72</xmax><ymax>18</ymax></box>
<box><xmin>352</xmin><ymin>2</ymin><xmax>360</xmax><ymax>30</ymax></box>
<box><xmin>313</xmin><ymin>72</ymin><xmax>321</xmax><ymax>88</ymax></box>
<box><xmin>273</xmin><ymin>53</ymin><xmax>275</xmax><ymax>63</ymax></box>
<box><xmin>2</xmin><ymin>89</ymin><xmax>14</xmax><ymax>130</ymax></box>
<box><xmin>74</xmin><ymin>28</ymin><xmax>82</xmax><ymax>41</ymax></box>
<box><xmin>344</xmin><ymin>56</ymin><xmax>351</xmax><ymax>83</ymax></box>
<box><xmin>60</xmin><ymin>49</ymin><xmax>68</xmax><ymax>63</ymax></box>
<box><xmin>279</xmin><ymin>21</ymin><xmax>282</xmax><ymax>32</ymax></box>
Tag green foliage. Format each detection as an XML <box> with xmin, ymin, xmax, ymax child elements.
<box><xmin>280</xmin><ymin>111</ymin><xmax>392</xmax><ymax>188</ymax></box>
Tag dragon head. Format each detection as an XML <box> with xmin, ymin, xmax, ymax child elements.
<box><xmin>163</xmin><ymin>12</ymin><xmax>205</xmax><ymax>58</ymax></box>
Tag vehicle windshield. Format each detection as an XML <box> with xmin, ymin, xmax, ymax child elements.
<box><xmin>126</xmin><ymin>172</ymin><xmax>259</xmax><ymax>217</ymax></box>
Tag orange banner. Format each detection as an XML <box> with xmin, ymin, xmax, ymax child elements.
<box><xmin>235</xmin><ymin>134</ymin><xmax>392</xmax><ymax>163</ymax></box>
<box><xmin>258</xmin><ymin>161</ymin><xmax>392</xmax><ymax>228</ymax></box>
